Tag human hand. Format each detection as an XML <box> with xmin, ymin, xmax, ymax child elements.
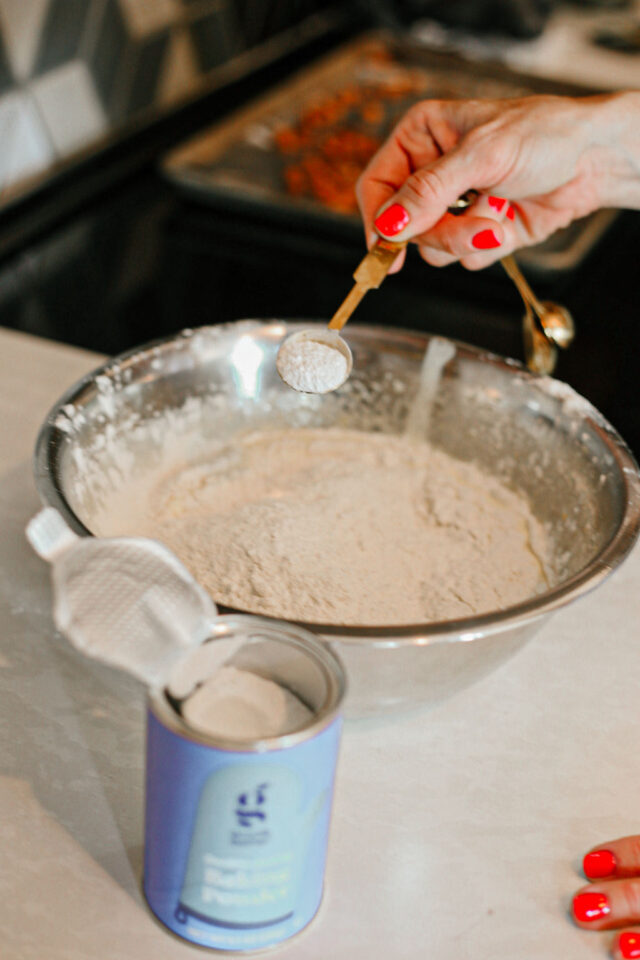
<box><xmin>573</xmin><ymin>836</ymin><xmax>640</xmax><ymax>958</ymax></box>
<box><xmin>356</xmin><ymin>92</ymin><xmax>640</xmax><ymax>272</ymax></box>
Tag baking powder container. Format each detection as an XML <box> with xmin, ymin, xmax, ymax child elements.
<box><xmin>143</xmin><ymin>615</ymin><xmax>346</xmax><ymax>951</ymax></box>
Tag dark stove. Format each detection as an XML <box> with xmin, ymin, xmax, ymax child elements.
<box><xmin>0</xmin><ymin>25</ymin><xmax>638</xmax><ymax>459</ymax></box>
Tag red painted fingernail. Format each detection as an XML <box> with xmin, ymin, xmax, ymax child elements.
<box><xmin>619</xmin><ymin>932</ymin><xmax>640</xmax><ymax>958</ymax></box>
<box><xmin>488</xmin><ymin>196</ymin><xmax>507</xmax><ymax>211</ymax></box>
<box><xmin>584</xmin><ymin>850</ymin><xmax>617</xmax><ymax>879</ymax></box>
<box><xmin>374</xmin><ymin>203</ymin><xmax>410</xmax><ymax>237</ymax></box>
<box><xmin>472</xmin><ymin>228</ymin><xmax>501</xmax><ymax>250</ymax></box>
<box><xmin>506</xmin><ymin>205</ymin><xmax>516</xmax><ymax>220</ymax></box>
<box><xmin>572</xmin><ymin>891</ymin><xmax>611</xmax><ymax>923</ymax></box>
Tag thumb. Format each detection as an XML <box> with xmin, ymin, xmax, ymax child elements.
<box><xmin>373</xmin><ymin>147</ymin><xmax>482</xmax><ymax>242</ymax></box>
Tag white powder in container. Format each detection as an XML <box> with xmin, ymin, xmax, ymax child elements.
<box><xmin>276</xmin><ymin>336</ymin><xmax>349</xmax><ymax>393</ymax></box>
<box><xmin>181</xmin><ymin>665</ymin><xmax>313</xmax><ymax>739</ymax></box>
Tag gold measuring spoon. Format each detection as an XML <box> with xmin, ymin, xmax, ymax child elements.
<box><xmin>520</xmin><ymin>288</ymin><xmax>558</xmax><ymax>375</ymax></box>
<box><xmin>276</xmin><ymin>328</ymin><xmax>353</xmax><ymax>393</ymax></box>
<box><xmin>500</xmin><ymin>255</ymin><xmax>575</xmax><ymax>349</ymax></box>
<box><xmin>327</xmin><ymin>238</ymin><xmax>408</xmax><ymax>331</ymax></box>
<box><xmin>278</xmin><ymin>194</ymin><xmax>574</xmax><ymax>390</ymax></box>
<box><xmin>454</xmin><ymin>192</ymin><xmax>575</xmax><ymax>364</ymax></box>
<box><xmin>276</xmin><ymin>239</ymin><xmax>406</xmax><ymax>393</ymax></box>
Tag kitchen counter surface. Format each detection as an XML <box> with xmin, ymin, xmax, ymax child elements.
<box><xmin>2</xmin><ymin>326</ymin><xmax>639</xmax><ymax>959</ymax></box>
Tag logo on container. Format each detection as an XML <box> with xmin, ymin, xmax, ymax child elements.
<box><xmin>233</xmin><ymin>782</ymin><xmax>270</xmax><ymax>844</ymax></box>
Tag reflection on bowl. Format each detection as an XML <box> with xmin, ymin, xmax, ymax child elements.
<box><xmin>34</xmin><ymin>321</ymin><xmax>640</xmax><ymax>717</ymax></box>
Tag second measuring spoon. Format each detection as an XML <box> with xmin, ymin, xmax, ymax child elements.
<box><xmin>501</xmin><ymin>255</ymin><xmax>575</xmax><ymax>349</ymax></box>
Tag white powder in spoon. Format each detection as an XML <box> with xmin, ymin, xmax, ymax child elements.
<box><xmin>182</xmin><ymin>665</ymin><xmax>313</xmax><ymax>739</ymax></box>
<box><xmin>276</xmin><ymin>337</ymin><xmax>348</xmax><ymax>393</ymax></box>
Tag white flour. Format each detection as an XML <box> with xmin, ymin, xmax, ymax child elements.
<box><xmin>141</xmin><ymin>428</ymin><xmax>551</xmax><ymax>626</ymax></box>
<box><xmin>405</xmin><ymin>337</ymin><xmax>456</xmax><ymax>442</ymax></box>
<box><xmin>276</xmin><ymin>337</ymin><xmax>348</xmax><ymax>393</ymax></box>
<box><xmin>182</xmin><ymin>665</ymin><xmax>313</xmax><ymax>739</ymax></box>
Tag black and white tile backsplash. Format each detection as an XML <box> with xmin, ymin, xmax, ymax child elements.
<box><xmin>0</xmin><ymin>0</ymin><xmax>337</xmax><ymax>201</ymax></box>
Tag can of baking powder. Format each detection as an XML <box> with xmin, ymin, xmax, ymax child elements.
<box><xmin>143</xmin><ymin>615</ymin><xmax>346</xmax><ymax>952</ymax></box>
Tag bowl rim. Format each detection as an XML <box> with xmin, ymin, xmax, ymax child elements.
<box><xmin>33</xmin><ymin>320</ymin><xmax>640</xmax><ymax>647</ymax></box>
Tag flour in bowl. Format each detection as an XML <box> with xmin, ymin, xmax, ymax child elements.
<box><xmin>140</xmin><ymin>428</ymin><xmax>551</xmax><ymax>626</ymax></box>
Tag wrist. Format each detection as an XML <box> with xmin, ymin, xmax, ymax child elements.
<box><xmin>583</xmin><ymin>91</ymin><xmax>640</xmax><ymax>209</ymax></box>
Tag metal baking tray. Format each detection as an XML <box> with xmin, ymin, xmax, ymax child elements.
<box><xmin>163</xmin><ymin>33</ymin><xmax>616</xmax><ymax>276</ymax></box>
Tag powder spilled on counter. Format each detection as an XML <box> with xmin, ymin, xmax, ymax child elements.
<box><xmin>140</xmin><ymin>428</ymin><xmax>552</xmax><ymax>626</ymax></box>
<box><xmin>276</xmin><ymin>335</ymin><xmax>349</xmax><ymax>393</ymax></box>
<box><xmin>181</xmin><ymin>665</ymin><xmax>313</xmax><ymax>739</ymax></box>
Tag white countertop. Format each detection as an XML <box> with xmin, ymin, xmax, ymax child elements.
<box><xmin>2</xmin><ymin>326</ymin><xmax>639</xmax><ymax>959</ymax></box>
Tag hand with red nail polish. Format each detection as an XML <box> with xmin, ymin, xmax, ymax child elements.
<box><xmin>374</xmin><ymin>203</ymin><xmax>410</xmax><ymax>237</ymax></box>
<box><xmin>584</xmin><ymin>849</ymin><xmax>617</xmax><ymax>879</ymax></box>
<box><xmin>472</xmin><ymin>228</ymin><xmax>501</xmax><ymax>250</ymax></box>
<box><xmin>573</xmin><ymin>891</ymin><xmax>611</xmax><ymax>923</ymax></box>
<box><xmin>356</xmin><ymin>90</ymin><xmax>640</xmax><ymax>272</ymax></box>
<box><xmin>619</xmin><ymin>932</ymin><xmax>640</xmax><ymax>958</ymax></box>
<box><xmin>571</xmin><ymin>836</ymin><xmax>640</xmax><ymax>957</ymax></box>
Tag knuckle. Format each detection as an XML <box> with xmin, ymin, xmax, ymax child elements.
<box><xmin>404</xmin><ymin>101</ymin><xmax>427</xmax><ymax>127</ymax></box>
<box><xmin>418</xmin><ymin>245</ymin><xmax>455</xmax><ymax>268</ymax></box>
<box><xmin>460</xmin><ymin>122</ymin><xmax>497</xmax><ymax>153</ymax></box>
<box><xmin>388</xmin><ymin>104</ymin><xmax>426</xmax><ymax>153</ymax></box>
<box><xmin>403</xmin><ymin>100</ymin><xmax>440</xmax><ymax>129</ymax></box>
<box><xmin>415</xmin><ymin>229</ymin><xmax>446</xmax><ymax>254</ymax></box>
<box><xmin>403</xmin><ymin>167</ymin><xmax>447</xmax><ymax>206</ymax></box>
<box><xmin>621</xmin><ymin>880</ymin><xmax>640</xmax><ymax>918</ymax></box>
<box><xmin>627</xmin><ymin>837</ymin><xmax>640</xmax><ymax>868</ymax></box>
<box><xmin>460</xmin><ymin>254</ymin><xmax>493</xmax><ymax>272</ymax></box>
<box><xmin>438</xmin><ymin>221</ymin><xmax>468</xmax><ymax>256</ymax></box>
<box><xmin>461</xmin><ymin>125</ymin><xmax>516</xmax><ymax>181</ymax></box>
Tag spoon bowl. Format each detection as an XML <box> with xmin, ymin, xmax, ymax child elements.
<box><xmin>522</xmin><ymin>306</ymin><xmax>558</xmax><ymax>375</ymax></box>
<box><xmin>500</xmin><ymin>255</ymin><xmax>574</xmax><ymax>369</ymax></box>
<box><xmin>276</xmin><ymin>329</ymin><xmax>353</xmax><ymax>394</ymax></box>
<box><xmin>538</xmin><ymin>301</ymin><xmax>576</xmax><ymax>349</ymax></box>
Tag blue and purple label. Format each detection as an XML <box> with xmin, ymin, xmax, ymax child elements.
<box><xmin>144</xmin><ymin>707</ymin><xmax>342</xmax><ymax>951</ymax></box>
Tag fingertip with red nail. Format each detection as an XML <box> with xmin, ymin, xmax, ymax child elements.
<box><xmin>617</xmin><ymin>931</ymin><xmax>640</xmax><ymax>959</ymax></box>
<box><xmin>472</xmin><ymin>228</ymin><xmax>501</xmax><ymax>250</ymax></box>
<box><xmin>584</xmin><ymin>849</ymin><xmax>617</xmax><ymax>880</ymax></box>
<box><xmin>572</xmin><ymin>890</ymin><xmax>611</xmax><ymax>924</ymax></box>
<box><xmin>374</xmin><ymin>203</ymin><xmax>410</xmax><ymax>238</ymax></box>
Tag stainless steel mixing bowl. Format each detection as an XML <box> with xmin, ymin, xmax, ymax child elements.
<box><xmin>34</xmin><ymin>321</ymin><xmax>640</xmax><ymax>718</ymax></box>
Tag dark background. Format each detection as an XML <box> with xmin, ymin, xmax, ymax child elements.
<box><xmin>0</xmin><ymin>1</ymin><xmax>637</xmax><ymax>455</ymax></box>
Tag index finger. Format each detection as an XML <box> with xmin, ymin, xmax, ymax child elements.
<box><xmin>355</xmin><ymin>106</ymin><xmax>444</xmax><ymax>247</ymax></box>
<box><xmin>584</xmin><ymin>837</ymin><xmax>640</xmax><ymax>881</ymax></box>
<box><xmin>572</xmin><ymin>879</ymin><xmax>640</xmax><ymax>931</ymax></box>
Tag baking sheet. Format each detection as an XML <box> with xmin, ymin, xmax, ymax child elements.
<box><xmin>163</xmin><ymin>33</ymin><xmax>616</xmax><ymax>275</ymax></box>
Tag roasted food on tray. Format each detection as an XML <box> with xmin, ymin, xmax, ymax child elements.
<box><xmin>272</xmin><ymin>57</ymin><xmax>429</xmax><ymax>213</ymax></box>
